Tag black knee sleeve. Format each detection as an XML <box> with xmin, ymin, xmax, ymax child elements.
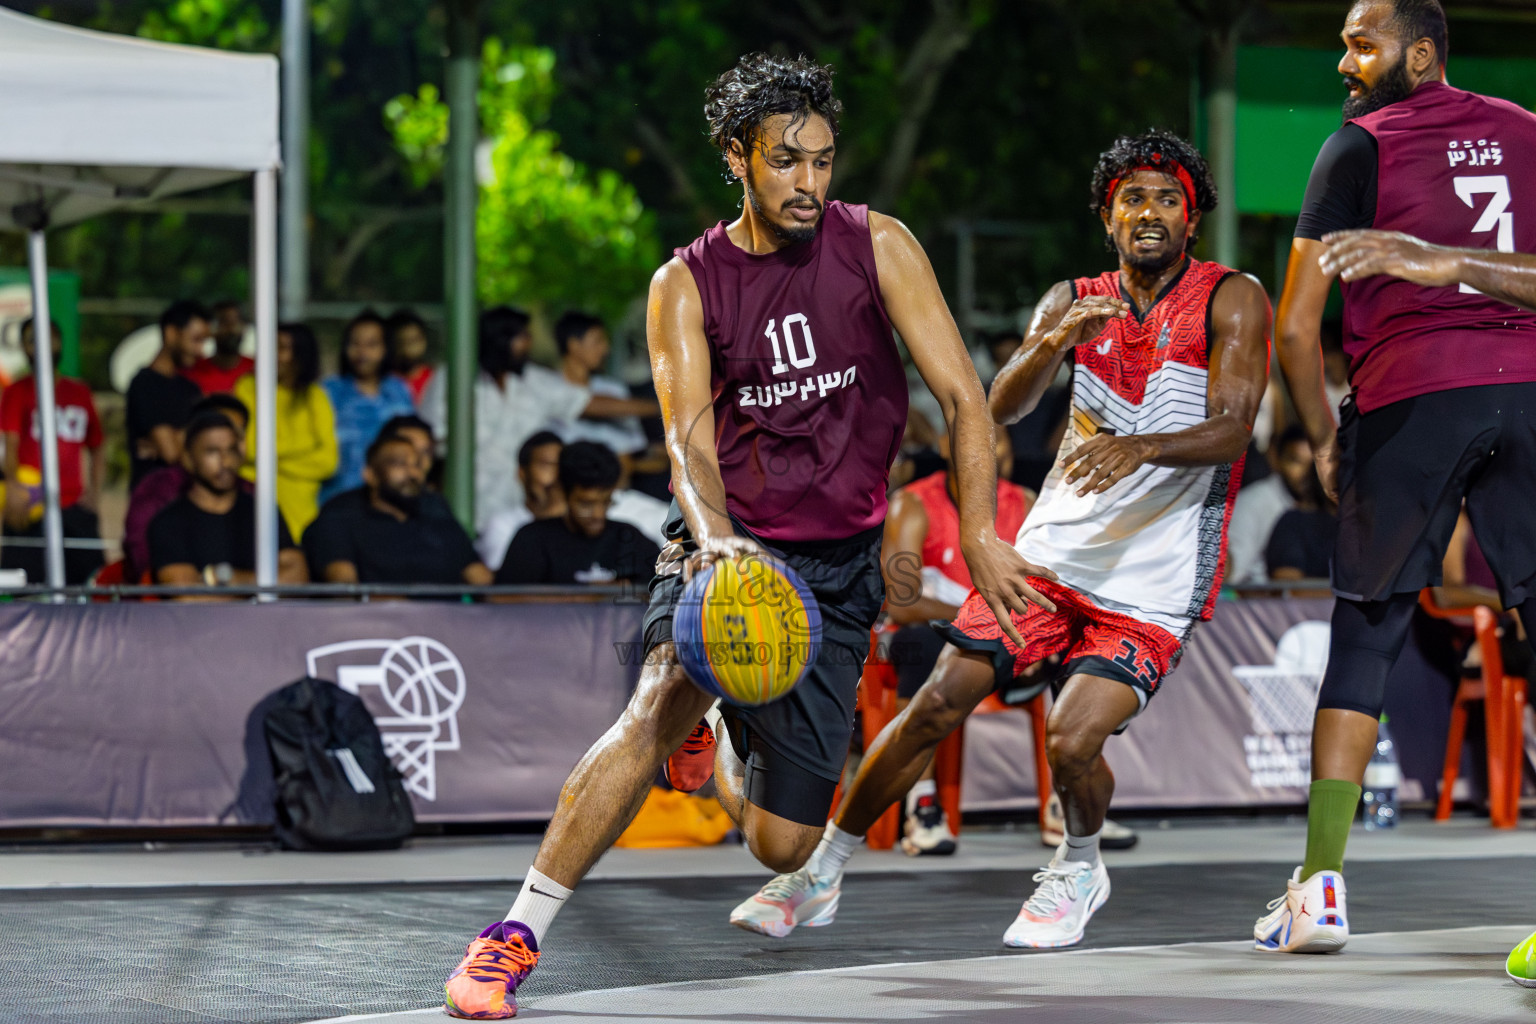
<box><xmin>1314</xmin><ymin>595</ymin><xmax>1417</xmax><ymax>718</ymax></box>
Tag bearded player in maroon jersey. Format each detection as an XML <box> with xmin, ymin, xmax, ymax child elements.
<box><xmin>1255</xmin><ymin>0</ymin><xmax>1536</xmax><ymax>956</ymax></box>
<box><xmin>441</xmin><ymin>53</ymin><xmax>1053</xmax><ymax>1019</ymax></box>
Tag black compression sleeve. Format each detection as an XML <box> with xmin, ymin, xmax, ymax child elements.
<box><xmin>1294</xmin><ymin>124</ymin><xmax>1378</xmax><ymax>241</ymax></box>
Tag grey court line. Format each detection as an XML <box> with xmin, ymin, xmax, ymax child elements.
<box><xmin>295</xmin><ymin>924</ymin><xmax>1530</xmax><ymax>1024</ymax></box>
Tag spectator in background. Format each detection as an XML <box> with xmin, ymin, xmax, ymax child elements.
<box><xmin>476</xmin><ymin>430</ymin><xmax>565</xmax><ymax>570</ymax></box>
<box><xmin>305</xmin><ymin>431</ymin><xmax>491</xmax><ymax>587</ymax></box>
<box><xmin>182</xmin><ymin>299</ymin><xmax>254</xmax><ymax>395</ymax></box>
<box><xmin>986</xmin><ymin>329</ymin><xmax>1072</xmax><ymax>492</ymax></box>
<box><xmin>553</xmin><ymin>311</ymin><xmax>652</xmax><ymax>459</ymax></box>
<box><xmin>422</xmin><ymin>306</ymin><xmax>656</xmax><ymax>533</ymax></box>
<box><xmin>0</xmin><ymin>318</ymin><xmax>105</xmax><ymax>584</ymax></box>
<box><xmin>148</xmin><ymin>411</ymin><xmax>306</xmax><ymax>598</ymax></box>
<box><xmin>387</xmin><ymin>308</ymin><xmax>435</xmax><ymax>405</ymax></box>
<box><xmin>127</xmin><ymin>299</ymin><xmax>208</xmax><ymax>486</ymax></box>
<box><xmin>1265</xmin><ymin>437</ymin><xmax>1336</xmax><ymax>582</ymax></box>
<box><xmin>1227</xmin><ymin>425</ymin><xmax>1314</xmax><ymax>585</ymax></box>
<box><xmin>234</xmin><ymin>323</ymin><xmax>337</xmax><ymax>539</ymax></box>
<box><xmin>378</xmin><ymin>413</ymin><xmax>439</xmax><ymax>489</ymax></box>
<box><xmin>975</xmin><ymin>328</ymin><xmax>1023</xmax><ymax>385</ymax></box>
<box><xmin>123</xmin><ymin>393</ymin><xmax>249</xmax><ymax>581</ymax></box>
<box><xmin>321</xmin><ymin>310</ymin><xmax>416</xmax><ymax>504</ymax></box>
<box><xmin>1320</xmin><ymin>321</ymin><xmax>1351</xmax><ymax>422</ymax></box>
<box><xmin>496</xmin><ymin>441</ymin><xmax>660</xmax><ymax>586</ymax></box>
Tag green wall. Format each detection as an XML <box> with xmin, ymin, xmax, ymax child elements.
<box><xmin>1236</xmin><ymin>48</ymin><xmax>1536</xmax><ymax>216</ymax></box>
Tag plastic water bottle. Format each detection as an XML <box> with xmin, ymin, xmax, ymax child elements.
<box><xmin>1361</xmin><ymin>717</ymin><xmax>1400</xmax><ymax>830</ymax></box>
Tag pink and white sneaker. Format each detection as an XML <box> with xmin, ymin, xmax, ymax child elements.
<box><xmin>729</xmin><ymin>867</ymin><xmax>841</xmax><ymax>938</ymax></box>
<box><xmin>1002</xmin><ymin>853</ymin><xmax>1110</xmax><ymax>948</ymax></box>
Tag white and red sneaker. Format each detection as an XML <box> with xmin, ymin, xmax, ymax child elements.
<box><xmin>1002</xmin><ymin>853</ymin><xmax>1110</xmax><ymax>948</ymax></box>
<box><xmin>1253</xmin><ymin>867</ymin><xmax>1349</xmax><ymax>953</ymax></box>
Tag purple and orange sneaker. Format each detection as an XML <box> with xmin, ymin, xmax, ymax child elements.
<box><xmin>443</xmin><ymin>920</ymin><xmax>540</xmax><ymax>1019</ymax></box>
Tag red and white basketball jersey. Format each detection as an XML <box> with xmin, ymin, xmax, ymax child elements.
<box><xmin>1015</xmin><ymin>258</ymin><xmax>1245</xmax><ymax>630</ymax></box>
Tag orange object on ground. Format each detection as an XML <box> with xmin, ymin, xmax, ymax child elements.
<box><xmin>615</xmin><ymin>786</ymin><xmax>735</xmax><ymax>848</ymax></box>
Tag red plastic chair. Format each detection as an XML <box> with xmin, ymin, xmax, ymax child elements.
<box><xmin>852</xmin><ymin>627</ymin><xmax>1052</xmax><ymax>850</ymax></box>
<box><xmin>87</xmin><ymin>559</ymin><xmax>128</xmax><ymax>601</ymax></box>
<box><xmin>1428</xmin><ymin>601</ymin><xmax>1527</xmax><ymax>828</ymax></box>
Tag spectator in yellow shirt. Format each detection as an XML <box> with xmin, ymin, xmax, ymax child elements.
<box><xmin>234</xmin><ymin>323</ymin><xmax>338</xmax><ymax>539</ymax></box>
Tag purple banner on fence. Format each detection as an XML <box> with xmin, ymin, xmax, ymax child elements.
<box><xmin>0</xmin><ymin>595</ymin><xmax>1447</xmax><ymax>827</ymax></box>
<box><xmin>962</xmin><ymin>597</ymin><xmax>1337</xmax><ymax>811</ymax></box>
<box><xmin>0</xmin><ymin>601</ymin><xmax>644</xmax><ymax>825</ymax></box>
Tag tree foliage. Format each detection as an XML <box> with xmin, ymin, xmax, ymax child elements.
<box><xmin>385</xmin><ymin>40</ymin><xmax>659</xmax><ymax>320</ymax></box>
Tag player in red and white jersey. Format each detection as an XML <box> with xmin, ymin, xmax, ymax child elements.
<box><xmin>1257</xmin><ymin>0</ymin><xmax>1536</xmax><ymax>959</ymax></box>
<box><xmin>736</xmin><ymin>131</ymin><xmax>1272</xmax><ymax>949</ymax></box>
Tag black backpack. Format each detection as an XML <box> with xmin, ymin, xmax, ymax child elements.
<box><xmin>262</xmin><ymin>677</ymin><xmax>416</xmax><ymax>851</ymax></box>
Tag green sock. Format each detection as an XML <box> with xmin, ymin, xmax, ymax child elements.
<box><xmin>1300</xmin><ymin>778</ymin><xmax>1362</xmax><ymax>879</ymax></box>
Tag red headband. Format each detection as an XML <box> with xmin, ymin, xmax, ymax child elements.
<box><xmin>1105</xmin><ymin>160</ymin><xmax>1197</xmax><ymax>214</ymax></box>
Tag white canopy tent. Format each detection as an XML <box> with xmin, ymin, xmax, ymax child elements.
<box><xmin>0</xmin><ymin>6</ymin><xmax>280</xmax><ymax>589</ymax></box>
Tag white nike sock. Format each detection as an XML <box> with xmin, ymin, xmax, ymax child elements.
<box><xmin>506</xmin><ymin>868</ymin><xmax>572</xmax><ymax>946</ymax></box>
<box><xmin>805</xmin><ymin>822</ymin><xmax>861</xmax><ymax>879</ymax></box>
<box><xmin>1062</xmin><ymin>828</ymin><xmax>1102</xmax><ymax>865</ymax></box>
<box><xmin>906</xmin><ymin>778</ymin><xmax>937</xmax><ymax>814</ymax></box>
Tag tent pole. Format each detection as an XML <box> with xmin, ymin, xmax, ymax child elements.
<box><xmin>24</xmin><ymin>230</ymin><xmax>65</xmax><ymax>595</ymax></box>
<box><xmin>443</xmin><ymin>0</ymin><xmax>479</xmax><ymax>533</ymax></box>
<box><xmin>253</xmin><ymin>168</ymin><xmax>279</xmax><ymax>594</ymax></box>
<box><xmin>280</xmin><ymin>0</ymin><xmax>310</xmax><ymax>322</ymax></box>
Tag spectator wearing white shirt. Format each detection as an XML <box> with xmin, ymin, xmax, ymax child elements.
<box><xmin>553</xmin><ymin>311</ymin><xmax>653</xmax><ymax>458</ymax></box>
<box><xmin>422</xmin><ymin>306</ymin><xmax>656</xmax><ymax>533</ymax></box>
<box><xmin>1226</xmin><ymin>425</ymin><xmax>1316</xmax><ymax>585</ymax></box>
<box><xmin>476</xmin><ymin>430</ymin><xmax>566</xmax><ymax>570</ymax></box>
<box><xmin>478</xmin><ymin>432</ymin><xmax>669</xmax><ymax>570</ymax></box>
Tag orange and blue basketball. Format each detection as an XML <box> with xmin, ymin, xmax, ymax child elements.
<box><xmin>674</xmin><ymin>553</ymin><xmax>821</xmax><ymax>706</ymax></box>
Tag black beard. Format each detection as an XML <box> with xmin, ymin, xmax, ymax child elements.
<box><xmin>1342</xmin><ymin>57</ymin><xmax>1415</xmax><ymax>120</ymax></box>
<box><xmin>1120</xmin><ymin>244</ymin><xmax>1185</xmax><ymax>277</ymax></box>
<box><xmin>378</xmin><ymin>484</ymin><xmax>421</xmax><ymax>516</ymax></box>
<box><xmin>745</xmin><ymin>171</ymin><xmax>819</xmax><ymax>245</ymax></box>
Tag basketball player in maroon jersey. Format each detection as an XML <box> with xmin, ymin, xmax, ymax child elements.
<box><xmin>734</xmin><ymin>131</ymin><xmax>1272</xmax><ymax>948</ymax></box>
<box><xmin>441</xmin><ymin>53</ymin><xmax>1053</xmax><ymax>1018</ymax></box>
<box><xmin>1255</xmin><ymin>0</ymin><xmax>1536</xmax><ymax>955</ymax></box>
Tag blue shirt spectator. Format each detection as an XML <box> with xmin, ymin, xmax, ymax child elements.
<box><xmin>321</xmin><ymin>310</ymin><xmax>416</xmax><ymax>503</ymax></box>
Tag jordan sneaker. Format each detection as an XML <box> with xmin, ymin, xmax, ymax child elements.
<box><xmin>443</xmin><ymin>920</ymin><xmax>540</xmax><ymax>1020</ymax></box>
<box><xmin>900</xmin><ymin>798</ymin><xmax>957</xmax><ymax>856</ymax></box>
<box><xmin>1507</xmin><ymin>929</ymin><xmax>1536</xmax><ymax>987</ymax></box>
<box><xmin>1003</xmin><ymin>853</ymin><xmax>1110</xmax><ymax>948</ymax></box>
<box><xmin>729</xmin><ymin>867</ymin><xmax>840</xmax><ymax>938</ymax></box>
<box><xmin>665</xmin><ymin>716</ymin><xmax>716</xmax><ymax>792</ymax></box>
<box><xmin>1253</xmin><ymin>867</ymin><xmax>1349</xmax><ymax>953</ymax></box>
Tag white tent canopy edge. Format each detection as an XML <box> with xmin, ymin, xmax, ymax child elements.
<box><xmin>0</xmin><ymin>7</ymin><xmax>280</xmax><ymax>590</ymax></box>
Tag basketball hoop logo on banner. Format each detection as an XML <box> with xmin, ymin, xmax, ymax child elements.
<box><xmin>305</xmin><ymin>637</ymin><xmax>466</xmax><ymax>801</ymax></box>
<box><xmin>1231</xmin><ymin>621</ymin><xmax>1330</xmax><ymax>790</ymax></box>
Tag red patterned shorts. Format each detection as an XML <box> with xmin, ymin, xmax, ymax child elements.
<box><xmin>935</xmin><ymin>577</ymin><xmax>1187</xmax><ymax>701</ymax></box>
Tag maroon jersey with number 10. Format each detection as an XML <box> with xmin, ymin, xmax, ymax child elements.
<box><xmin>1345</xmin><ymin>82</ymin><xmax>1536</xmax><ymax>412</ymax></box>
<box><xmin>675</xmin><ymin>201</ymin><xmax>908</xmax><ymax>542</ymax></box>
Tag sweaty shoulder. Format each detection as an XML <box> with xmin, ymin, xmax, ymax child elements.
<box><xmin>650</xmin><ymin>255</ymin><xmax>703</xmax><ymax>310</ymax></box>
<box><xmin>1211</xmin><ymin>270</ymin><xmax>1268</xmax><ymax>313</ymax></box>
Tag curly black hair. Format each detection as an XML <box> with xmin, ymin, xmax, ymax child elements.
<box><xmin>704</xmin><ymin>53</ymin><xmax>842</xmax><ymax>181</ymax></box>
<box><xmin>1089</xmin><ymin>130</ymin><xmax>1217</xmax><ymax>245</ymax></box>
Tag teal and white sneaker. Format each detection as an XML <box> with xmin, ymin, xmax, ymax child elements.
<box><xmin>730</xmin><ymin>867</ymin><xmax>841</xmax><ymax>938</ymax></box>
<box><xmin>1254</xmin><ymin>867</ymin><xmax>1348</xmax><ymax>953</ymax></box>
<box><xmin>1002</xmin><ymin>853</ymin><xmax>1110</xmax><ymax>948</ymax></box>
<box><xmin>1507</xmin><ymin>930</ymin><xmax>1536</xmax><ymax>986</ymax></box>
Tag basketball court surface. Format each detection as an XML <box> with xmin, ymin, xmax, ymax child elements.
<box><xmin>3</xmin><ymin>818</ymin><xmax>1534</xmax><ymax>1023</ymax></box>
